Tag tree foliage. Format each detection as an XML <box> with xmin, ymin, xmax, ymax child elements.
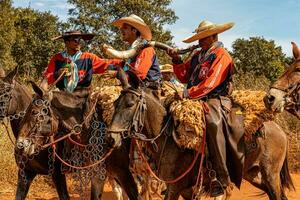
<box><xmin>231</xmin><ymin>37</ymin><xmax>286</xmax><ymax>81</ymax></box>
<box><xmin>0</xmin><ymin>0</ymin><xmax>16</xmax><ymax>70</ymax></box>
<box><xmin>11</xmin><ymin>8</ymin><xmax>64</xmax><ymax>80</ymax></box>
<box><xmin>67</xmin><ymin>0</ymin><xmax>178</xmax><ymax>63</ymax></box>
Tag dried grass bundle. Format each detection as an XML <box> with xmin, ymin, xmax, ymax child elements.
<box><xmin>92</xmin><ymin>86</ymin><xmax>122</xmax><ymax>124</ymax></box>
<box><xmin>169</xmin><ymin>99</ymin><xmax>206</xmax><ymax>150</ymax></box>
<box><xmin>232</xmin><ymin>90</ymin><xmax>275</xmax><ymax>138</ymax></box>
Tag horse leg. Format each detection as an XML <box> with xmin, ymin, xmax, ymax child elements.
<box><xmin>90</xmin><ymin>176</ymin><xmax>106</xmax><ymax>200</ymax></box>
<box><xmin>51</xmin><ymin>167</ymin><xmax>69</xmax><ymax>200</ymax></box>
<box><xmin>261</xmin><ymin>168</ymin><xmax>281</xmax><ymax>200</ymax></box>
<box><xmin>259</xmin><ymin>122</ymin><xmax>288</xmax><ymax>200</ymax></box>
<box><xmin>109</xmin><ymin>177</ymin><xmax>125</xmax><ymax>200</ymax></box>
<box><xmin>164</xmin><ymin>185</ymin><xmax>180</xmax><ymax>200</ymax></box>
<box><xmin>15</xmin><ymin>169</ymin><xmax>36</xmax><ymax>200</ymax></box>
<box><xmin>114</xmin><ymin>168</ymin><xmax>138</xmax><ymax>200</ymax></box>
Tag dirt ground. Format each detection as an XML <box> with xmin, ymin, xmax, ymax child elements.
<box><xmin>0</xmin><ymin>174</ymin><xmax>299</xmax><ymax>200</ymax></box>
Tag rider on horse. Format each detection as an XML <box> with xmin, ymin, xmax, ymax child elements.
<box><xmin>41</xmin><ymin>30</ymin><xmax>124</xmax><ymax>92</ymax></box>
<box><xmin>167</xmin><ymin>20</ymin><xmax>245</xmax><ymax>197</ymax></box>
<box><xmin>103</xmin><ymin>14</ymin><xmax>162</xmax><ymax>95</ymax></box>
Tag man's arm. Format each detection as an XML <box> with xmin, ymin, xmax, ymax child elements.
<box><xmin>91</xmin><ymin>53</ymin><xmax>124</xmax><ymax>74</ymax></box>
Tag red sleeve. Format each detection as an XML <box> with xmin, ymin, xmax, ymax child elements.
<box><xmin>173</xmin><ymin>60</ymin><xmax>191</xmax><ymax>84</ymax></box>
<box><xmin>89</xmin><ymin>53</ymin><xmax>123</xmax><ymax>74</ymax></box>
<box><xmin>43</xmin><ymin>54</ymin><xmax>60</xmax><ymax>85</ymax></box>
<box><xmin>187</xmin><ymin>50</ymin><xmax>233</xmax><ymax>99</ymax></box>
<box><xmin>128</xmin><ymin>47</ymin><xmax>155</xmax><ymax>80</ymax></box>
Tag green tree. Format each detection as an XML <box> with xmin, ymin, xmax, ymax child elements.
<box><xmin>231</xmin><ymin>37</ymin><xmax>286</xmax><ymax>81</ymax></box>
<box><xmin>11</xmin><ymin>8</ymin><xmax>64</xmax><ymax>81</ymax></box>
<box><xmin>0</xmin><ymin>0</ymin><xmax>16</xmax><ymax>70</ymax></box>
<box><xmin>67</xmin><ymin>0</ymin><xmax>178</xmax><ymax>63</ymax></box>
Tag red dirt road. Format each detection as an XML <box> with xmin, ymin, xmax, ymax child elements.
<box><xmin>0</xmin><ymin>174</ymin><xmax>299</xmax><ymax>199</ymax></box>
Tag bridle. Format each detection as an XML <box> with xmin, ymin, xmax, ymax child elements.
<box><xmin>109</xmin><ymin>88</ymin><xmax>170</xmax><ymax>144</ymax></box>
<box><xmin>20</xmin><ymin>92</ymin><xmax>112</xmax><ymax>169</ymax></box>
<box><xmin>271</xmin><ymin>81</ymin><xmax>300</xmax><ymax>113</ymax></box>
<box><xmin>0</xmin><ymin>81</ymin><xmax>26</xmax><ymax>145</ymax></box>
<box><xmin>0</xmin><ymin>81</ymin><xmax>26</xmax><ymax>121</ymax></box>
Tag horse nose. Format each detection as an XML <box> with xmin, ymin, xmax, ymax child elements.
<box><xmin>266</xmin><ymin>94</ymin><xmax>275</xmax><ymax>104</ymax></box>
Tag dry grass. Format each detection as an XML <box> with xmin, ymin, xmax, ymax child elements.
<box><xmin>232</xmin><ymin>90</ymin><xmax>275</xmax><ymax>138</ymax></box>
<box><xmin>169</xmin><ymin>99</ymin><xmax>205</xmax><ymax>150</ymax></box>
<box><xmin>92</xmin><ymin>85</ymin><xmax>122</xmax><ymax>124</ymax></box>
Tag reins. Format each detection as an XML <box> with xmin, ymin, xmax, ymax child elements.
<box><xmin>113</xmin><ymin>88</ymin><xmax>207</xmax><ymax>187</ymax></box>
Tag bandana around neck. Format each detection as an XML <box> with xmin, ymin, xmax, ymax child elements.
<box><xmin>61</xmin><ymin>50</ymin><xmax>82</xmax><ymax>92</ymax></box>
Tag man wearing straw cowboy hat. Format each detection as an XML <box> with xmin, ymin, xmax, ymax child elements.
<box><xmin>167</xmin><ymin>20</ymin><xmax>244</xmax><ymax>197</ymax></box>
<box><xmin>41</xmin><ymin>30</ymin><xmax>123</xmax><ymax>92</ymax></box>
<box><xmin>104</xmin><ymin>14</ymin><xmax>162</xmax><ymax>90</ymax></box>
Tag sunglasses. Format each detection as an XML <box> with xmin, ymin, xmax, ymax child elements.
<box><xmin>67</xmin><ymin>37</ymin><xmax>82</xmax><ymax>43</ymax></box>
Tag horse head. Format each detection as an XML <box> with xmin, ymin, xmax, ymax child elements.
<box><xmin>16</xmin><ymin>80</ymin><xmax>100</xmax><ymax>157</ymax></box>
<box><xmin>264</xmin><ymin>42</ymin><xmax>300</xmax><ymax>119</ymax></box>
<box><xmin>16</xmin><ymin>81</ymin><xmax>57</xmax><ymax>156</ymax></box>
<box><xmin>0</xmin><ymin>66</ymin><xmax>31</xmax><ymax>124</ymax></box>
<box><xmin>108</xmin><ymin>69</ymin><xmax>166</xmax><ymax>147</ymax></box>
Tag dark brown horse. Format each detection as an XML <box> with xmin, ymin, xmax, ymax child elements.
<box><xmin>0</xmin><ymin>67</ymin><xmax>71</xmax><ymax>200</ymax></box>
<box><xmin>108</xmin><ymin>72</ymin><xmax>294</xmax><ymax>200</ymax></box>
<box><xmin>264</xmin><ymin>42</ymin><xmax>300</xmax><ymax>119</ymax></box>
<box><xmin>0</xmin><ymin>67</ymin><xmax>115</xmax><ymax>200</ymax></box>
<box><xmin>15</xmin><ymin>81</ymin><xmax>139</xmax><ymax>200</ymax></box>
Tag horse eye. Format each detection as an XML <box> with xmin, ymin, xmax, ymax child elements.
<box><xmin>296</xmin><ymin>67</ymin><xmax>300</xmax><ymax>72</ymax></box>
<box><xmin>126</xmin><ymin>101</ymin><xmax>135</xmax><ymax>108</ymax></box>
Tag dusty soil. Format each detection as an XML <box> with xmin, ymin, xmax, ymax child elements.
<box><xmin>0</xmin><ymin>174</ymin><xmax>299</xmax><ymax>200</ymax></box>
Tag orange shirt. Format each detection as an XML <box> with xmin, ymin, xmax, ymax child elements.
<box><xmin>126</xmin><ymin>46</ymin><xmax>157</xmax><ymax>80</ymax></box>
<box><xmin>173</xmin><ymin>47</ymin><xmax>233</xmax><ymax>99</ymax></box>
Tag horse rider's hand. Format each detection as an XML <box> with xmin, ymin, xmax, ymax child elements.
<box><xmin>174</xmin><ymin>91</ymin><xmax>184</xmax><ymax>100</ymax></box>
<box><xmin>167</xmin><ymin>48</ymin><xmax>179</xmax><ymax>58</ymax></box>
<box><xmin>102</xmin><ymin>44</ymin><xmax>114</xmax><ymax>55</ymax></box>
<box><xmin>167</xmin><ymin>48</ymin><xmax>182</xmax><ymax>63</ymax></box>
<box><xmin>57</xmin><ymin>68</ymin><xmax>69</xmax><ymax>77</ymax></box>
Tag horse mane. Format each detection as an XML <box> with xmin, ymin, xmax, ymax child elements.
<box><xmin>50</xmin><ymin>89</ymin><xmax>92</xmax><ymax>126</ymax></box>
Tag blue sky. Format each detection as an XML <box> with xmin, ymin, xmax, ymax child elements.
<box><xmin>13</xmin><ymin>0</ymin><xmax>300</xmax><ymax>56</ymax></box>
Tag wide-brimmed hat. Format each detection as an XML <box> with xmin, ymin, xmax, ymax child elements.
<box><xmin>112</xmin><ymin>14</ymin><xmax>152</xmax><ymax>40</ymax></box>
<box><xmin>52</xmin><ymin>30</ymin><xmax>95</xmax><ymax>41</ymax></box>
<box><xmin>159</xmin><ymin>64</ymin><xmax>174</xmax><ymax>73</ymax></box>
<box><xmin>183</xmin><ymin>20</ymin><xmax>234</xmax><ymax>43</ymax></box>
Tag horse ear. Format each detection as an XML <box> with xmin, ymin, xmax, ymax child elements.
<box><xmin>3</xmin><ymin>66</ymin><xmax>18</xmax><ymax>83</ymax></box>
<box><xmin>30</xmin><ymin>81</ymin><xmax>44</xmax><ymax>98</ymax></box>
<box><xmin>127</xmin><ymin>71</ymin><xmax>141</xmax><ymax>89</ymax></box>
<box><xmin>291</xmin><ymin>42</ymin><xmax>300</xmax><ymax>59</ymax></box>
<box><xmin>0</xmin><ymin>67</ymin><xmax>5</xmax><ymax>78</ymax></box>
<box><xmin>116</xmin><ymin>68</ymin><xmax>130</xmax><ymax>89</ymax></box>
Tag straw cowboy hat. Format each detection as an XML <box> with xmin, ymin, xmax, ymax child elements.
<box><xmin>159</xmin><ymin>64</ymin><xmax>174</xmax><ymax>73</ymax></box>
<box><xmin>52</xmin><ymin>30</ymin><xmax>95</xmax><ymax>41</ymax></box>
<box><xmin>112</xmin><ymin>14</ymin><xmax>152</xmax><ymax>40</ymax></box>
<box><xmin>183</xmin><ymin>20</ymin><xmax>234</xmax><ymax>43</ymax></box>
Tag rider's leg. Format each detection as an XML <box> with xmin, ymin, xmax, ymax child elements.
<box><xmin>205</xmin><ymin>98</ymin><xmax>230</xmax><ymax>197</ymax></box>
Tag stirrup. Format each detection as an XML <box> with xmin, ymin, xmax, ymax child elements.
<box><xmin>210</xmin><ymin>179</ymin><xmax>225</xmax><ymax>197</ymax></box>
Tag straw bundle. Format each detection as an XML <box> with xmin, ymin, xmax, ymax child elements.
<box><xmin>92</xmin><ymin>86</ymin><xmax>122</xmax><ymax>124</ymax></box>
<box><xmin>169</xmin><ymin>99</ymin><xmax>206</xmax><ymax>150</ymax></box>
<box><xmin>232</xmin><ymin>90</ymin><xmax>274</xmax><ymax>138</ymax></box>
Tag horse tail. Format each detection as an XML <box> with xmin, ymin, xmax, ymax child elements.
<box><xmin>280</xmin><ymin>151</ymin><xmax>295</xmax><ymax>191</ymax></box>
